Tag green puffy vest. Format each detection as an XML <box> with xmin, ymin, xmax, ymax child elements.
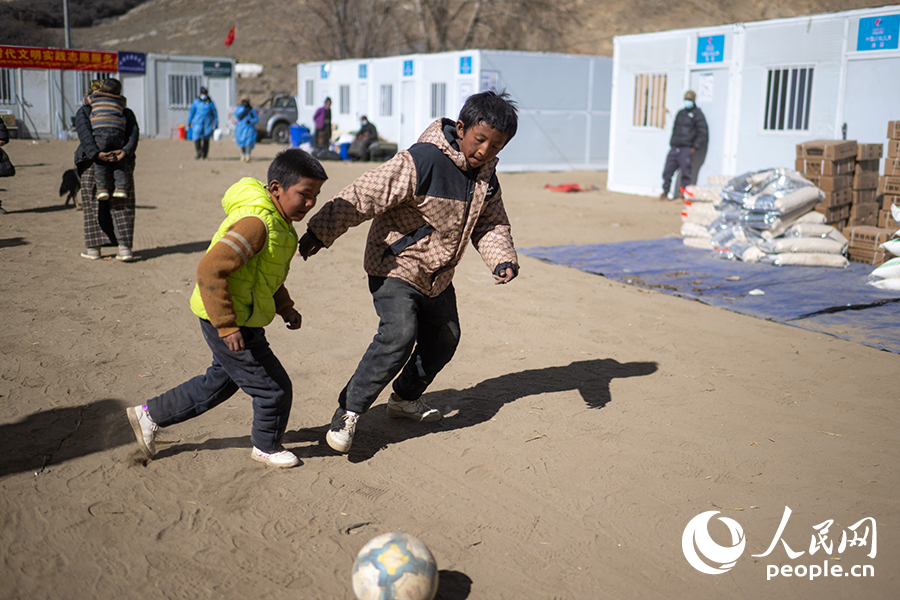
<box><xmin>190</xmin><ymin>178</ymin><xmax>298</xmax><ymax>328</ymax></box>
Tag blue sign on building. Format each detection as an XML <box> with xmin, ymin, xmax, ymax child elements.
<box><xmin>857</xmin><ymin>15</ymin><xmax>900</xmax><ymax>51</ymax></box>
<box><xmin>358</xmin><ymin>64</ymin><xmax>367</xmax><ymax>79</ymax></box>
<box><xmin>117</xmin><ymin>52</ymin><xmax>146</xmax><ymax>74</ymax></box>
<box><xmin>320</xmin><ymin>64</ymin><xmax>329</xmax><ymax>79</ymax></box>
<box><xmin>460</xmin><ymin>56</ymin><xmax>472</xmax><ymax>75</ymax></box>
<box><xmin>403</xmin><ymin>60</ymin><xmax>414</xmax><ymax>77</ymax></box>
<box><xmin>697</xmin><ymin>35</ymin><xmax>725</xmax><ymax>63</ymax></box>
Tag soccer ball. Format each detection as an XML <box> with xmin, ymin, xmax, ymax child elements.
<box><xmin>351</xmin><ymin>532</ymin><xmax>439</xmax><ymax>600</ymax></box>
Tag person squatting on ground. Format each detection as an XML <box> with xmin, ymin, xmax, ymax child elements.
<box><xmin>75</xmin><ymin>79</ymin><xmax>140</xmax><ymax>261</ymax></box>
<box><xmin>83</xmin><ymin>78</ymin><xmax>129</xmax><ymax>200</ymax></box>
<box><xmin>234</xmin><ymin>99</ymin><xmax>259</xmax><ymax>162</ymax></box>
<box><xmin>127</xmin><ymin>149</ymin><xmax>328</xmax><ymax>468</ymax></box>
<box><xmin>660</xmin><ymin>90</ymin><xmax>708</xmax><ymax>200</ymax></box>
<box><xmin>188</xmin><ymin>87</ymin><xmax>219</xmax><ymax>160</ymax></box>
<box><xmin>298</xmin><ymin>90</ymin><xmax>521</xmax><ymax>454</ymax></box>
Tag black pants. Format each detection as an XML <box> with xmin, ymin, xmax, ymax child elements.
<box><xmin>662</xmin><ymin>146</ymin><xmax>693</xmax><ymax>197</ymax></box>
<box><xmin>339</xmin><ymin>277</ymin><xmax>461</xmax><ymax>414</ymax></box>
<box><xmin>94</xmin><ymin>127</ymin><xmax>127</xmax><ymax>191</ymax></box>
<box><xmin>194</xmin><ymin>137</ymin><xmax>210</xmax><ymax>159</ymax></box>
<box><xmin>146</xmin><ymin>318</ymin><xmax>293</xmax><ymax>452</ymax></box>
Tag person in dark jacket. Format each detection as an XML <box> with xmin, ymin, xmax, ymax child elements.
<box><xmin>0</xmin><ymin>115</ymin><xmax>10</xmax><ymax>214</ymax></box>
<box><xmin>348</xmin><ymin>115</ymin><xmax>378</xmax><ymax>161</ymax></box>
<box><xmin>74</xmin><ymin>81</ymin><xmax>140</xmax><ymax>261</ymax></box>
<box><xmin>660</xmin><ymin>90</ymin><xmax>708</xmax><ymax>200</ymax></box>
<box><xmin>313</xmin><ymin>97</ymin><xmax>332</xmax><ymax>149</ymax></box>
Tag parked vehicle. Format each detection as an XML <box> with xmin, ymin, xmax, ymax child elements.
<box><xmin>254</xmin><ymin>94</ymin><xmax>299</xmax><ymax>144</ymax></box>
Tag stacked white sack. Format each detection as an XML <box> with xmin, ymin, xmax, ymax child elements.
<box><xmin>681</xmin><ymin>200</ymin><xmax>719</xmax><ymax>249</ymax></box>
<box><xmin>683</xmin><ymin>185</ymin><xmax>723</xmax><ymax>204</ymax></box>
<box><xmin>756</xmin><ymin>222</ymin><xmax>849</xmax><ymax>268</ymax></box>
<box><xmin>867</xmin><ymin>206</ymin><xmax>900</xmax><ymax>290</ymax></box>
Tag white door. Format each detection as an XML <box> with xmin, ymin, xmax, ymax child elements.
<box><xmin>207</xmin><ymin>77</ymin><xmax>230</xmax><ymax>134</ymax></box>
<box><xmin>400</xmin><ymin>80</ymin><xmax>417</xmax><ymax>149</ymax></box>
<box><xmin>20</xmin><ymin>69</ymin><xmax>51</xmax><ymax>138</ymax></box>
<box><xmin>842</xmin><ymin>57</ymin><xmax>900</xmax><ymax>169</ymax></box>
<box><xmin>121</xmin><ymin>74</ymin><xmax>146</xmax><ymax>136</ymax></box>
<box><xmin>689</xmin><ymin>67</ymin><xmax>729</xmax><ymax>185</ymax></box>
<box><xmin>357</xmin><ymin>82</ymin><xmax>368</xmax><ymax>122</ymax></box>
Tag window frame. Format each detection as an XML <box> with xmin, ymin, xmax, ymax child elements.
<box><xmin>632</xmin><ymin>72</ymin><xmax>667</xmax><ymax>129</ymax></box>
<box><xmin>761</xmin><ymin>64</ymin><xmax>816</xmax><ymax>134</ymax></box>
<box><xmin>168</xmin><ymin>74</ymin><xmax>202</xmax><ymax>109</ymax></box>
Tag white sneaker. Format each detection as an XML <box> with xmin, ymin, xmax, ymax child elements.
<box><xmin>112</xmin><ymin>189</ymin><xmax>128</xmax><ymax>199</ymax></box>
<box><xmin>251</xmin><ymin>446</ymin><xmax>300</xmax><ymax>468</ymax></box>
<box><xmin>127</xmin><ymin>405</ymin><xmax>158</xmax><ymax>458</ymax></box>
<box><xmin>97</xmin><ymin>191</ymin><xmax>110</xmax><ymax>201</ymax></box>
<box><xmin>386</xmin><ymin>393</ymin><xmax>441</xmax><ymax>422</ymax></box>
<box><xmin>325</xmin><ymin>408</ymin><xmax>358</xmax><ymax>453</ymax></box>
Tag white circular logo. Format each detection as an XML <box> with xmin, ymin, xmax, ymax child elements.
<box><xmin>682</xmin><ymin>511</ymin><xmax>746</xmax><ymax>574</ymax></box>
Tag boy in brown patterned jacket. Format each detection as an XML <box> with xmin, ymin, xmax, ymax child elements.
<box><xmin>299</xmin><ymin>91</ymin><xmax>520</xmax><ymax>453</ymax></box>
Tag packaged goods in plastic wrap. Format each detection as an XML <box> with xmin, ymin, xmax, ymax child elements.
<box><xmin>758</xmin><ymin>237</ymin><xmax>847</xmax><ymax>255</ymax></box>
<box><xmin>782</xmin><ymin>223</ymin><xmax>848</xmax><ymax>246</ymax></box>
<box><xmin>759</xmin><ymin>253</ymin><xmax>849</xmax><ymax>268</ymax></box>
<box><xmin>720</xmin><ymin>169</ymin><xmax>823</xmax><ymax>215</ymax></box>
<box><xmin>683</xmin><ymin>185</ymin><xmax>722</xmax><ymax>203</ymax></box>
<box><xmin>681</xmin><ymin>201</ymin><xmax>718</xmax><ymax>226</ymax></box>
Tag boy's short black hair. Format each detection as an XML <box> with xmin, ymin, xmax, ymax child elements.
<box><xmin>268</xmin><ymin>148</ymin><xmax>328</xmax><ymax>189</ymax></box>
<box><xmin>458</xmin><ymin>90</ymin><xmax>518</xmax><ymax>141</ymax></box>
<box><xmin>101</xmin><ymin>78</ymin><xmax>122</xmax><ymax>95</ymax></box>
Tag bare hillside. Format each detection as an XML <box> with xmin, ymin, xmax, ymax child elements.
<box><xmin>67</xmin><ymin>0</ymin><xmax>893</xmax><ymax>102</ymax></box>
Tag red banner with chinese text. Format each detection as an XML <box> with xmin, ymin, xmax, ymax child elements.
<box><xmin>0</xmin><ymin>46</ymin><xmax>118</xmax><ymax>72</ymax></box>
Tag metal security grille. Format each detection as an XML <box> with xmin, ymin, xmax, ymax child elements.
<box><xmin>431</xmin><ymin>82</ymin><xmax>446</xmax><ymax>118</ymax></box>
<box><xmin>340</xmin><ymin>85</ymin><xmax>350</xmax><ymax>114</ymax></box>
<box><xmin>763</xmin><ymin>66</ymin><xmax>814</xmax><ymax>131</ymax></box>
<box><xmin>77</xmin><ymin>72</ymin><xmax>112</xmax><ymax>99</ymax></box>
<box><xmin>168</xmin><ymin>74</ymin><xmax>201</xmax><ymax>109</ymax></box>
<box><xmin>0</xmin><ymin>69</ymin><xmax>12</xmax><ymax>104</ymax></box>
<box><xmin>633</xmin><ymin>73</ymin><xmax>667</xmax><ymax>128</ymax></box>
<box><xmin>380</xmin><ymin>84</ymin><xmax>393</xmax><ymax>117</ymax></box>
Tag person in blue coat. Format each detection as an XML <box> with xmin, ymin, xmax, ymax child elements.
<box><xmin>234</xmin><ymin>99</ymin><xmax>259</xmax><ymax>162</ymax></box>
<box><xmin>188</xmin><ymin>86</ymin><xmax>218</xmax><ymax>160</ymax></box>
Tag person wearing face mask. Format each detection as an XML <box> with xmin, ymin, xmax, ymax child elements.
<box><xmin>188</xmin><ymin>87</ymin><xmax>219</xmax><ymax>160</ymax></box>
<box><xmin>659</xmin><ymin>90</ymin><xmax>708</xmax><ymax>200</ymax></box>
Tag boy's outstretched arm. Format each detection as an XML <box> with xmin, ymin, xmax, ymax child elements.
<box><xmin>300</xmin><ymin>153</ymin><xmax>417</xmax><ymax>257</ymax></box>
<box><xmin>471</xmin><ymin>184</ymin><xmax>519</xmax><ymax>284</ymax></box>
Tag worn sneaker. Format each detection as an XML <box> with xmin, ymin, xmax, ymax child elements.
<box><xmin>115</xmin><ymin>246</ymin><xmax>134</xmax><ymax>262</ymax></box>
<box><xmin>386</xmin><ymin>393</ymin><xmax>442</xmax><ymax>422</ymax></box>
<box><xmin>97</xmin><ymin>191</ymin><xmax>110</xmax><ymax>201</ymax></box>
<box><xmin>325</xmin><ymin>408</ymin><xmax>359</xmax><ymax>454</ymax></box>
<box><xmin>112</xmin><ymin>189</ymin><xmax>128</xmax><ymax>199</ymax></box>
<box><xmin>80</xmin><ymin>247</ymin><xmax>101</xmax><ymax>260</ymax></box>
<box><xmin>251</xmin><ymin>446</ymin><xmax>300</xmax><ymax>468</ymax></box>
<box><xmin>127</xmin><ymin>405</ymin><xmax>158</xmax><ymax>458</ymax></box>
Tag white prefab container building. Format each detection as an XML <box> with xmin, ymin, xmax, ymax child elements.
<box><xmin>608</xmin><ymin>5</ymin><xmax>900</xmax><ymax>196</ymax></box>
<box><xmin>296</xmin><ymin>50</ymin><xmax>613</xmax><ymax>172</ymax></box>
<box><xmin>0</xmin><ymin>49</ymin><xmax>235</xmax><ymax>140</ymax></box>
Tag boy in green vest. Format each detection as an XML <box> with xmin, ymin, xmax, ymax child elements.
<box><xmin>127</xmin><ymin>148</ymin><xmax>327</xmax><ymax>468</ymax></box>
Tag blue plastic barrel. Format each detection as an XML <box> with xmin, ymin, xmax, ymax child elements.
<box><xmin>289</xmin><ymin>124</ymin><xmax>311</xmax><ymax>147</ymax></box>
<box><xmin>340</xmin><ymin>143</ymin><xmax>351</xmax><ymax>160</ymax></box>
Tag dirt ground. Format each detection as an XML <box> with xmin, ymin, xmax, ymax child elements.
<box><xmin>0</xmin><ymin>138</ymin><xmax>896</xmax><ymax>599</ymax></box>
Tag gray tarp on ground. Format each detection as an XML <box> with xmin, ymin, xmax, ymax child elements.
<box><xmin>520</xmin><ymin>238</ymin><xmax>900</xmax><ymax>353</ymax></box>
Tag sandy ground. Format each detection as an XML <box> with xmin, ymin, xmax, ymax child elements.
<box><xmin>0</xmin><ymin>138</ymin><xmax>896</xmax><ymax>600</ymax></box>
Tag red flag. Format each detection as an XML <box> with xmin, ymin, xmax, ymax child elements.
<box><xmin>224</xmin><ymin>25</ymin><xmax>236</xmax><ymax>47</ymax></box>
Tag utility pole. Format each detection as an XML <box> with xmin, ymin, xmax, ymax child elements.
<box><xmin>61</xmin><ymin>0</ymin><xmax>71</xmax><ymax>137</ymax></box>
<box><xmin>63</xmin><ymin>0</ymin><xmax>71</xmax><ymax>48</ymax></box>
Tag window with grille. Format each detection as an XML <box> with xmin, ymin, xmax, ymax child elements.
<box><xmin>380</xmin><ymin>84</ymin><xmax>393</xmax><ymax>117</ymax></box>
<box><xmin>168</xmin><ymin>74</ymin><xmax>202</xmax><ymax>109</ymax></box>
<box><xmin>633</xmin><ymin>73</ymin><xmax>667</xmax><ymax>128</ymax></box>
<box><xmin>339</xmin><ymin>85</ymin><xmax>350</xmax><ymax>114</ymax></box>
<box><xmin>77</xmin><ymin>71</ymin><xmax>112</xmax><ymax>99</ymax></box>
<box><xmin>430</xmin><ymin>83</ymin><xmax>446</xmax><ymax>119</ymax></box>
<box><xmin>0</xmin><ymin>69</ymin><xmax>13</xmax><ymax>105</ymax></box>
<box><xmin>763</xmin><ymin>66</ymin><xmax>814</xmax><ymax>131</ymax></box>
<box><xmin>305</xmin><ymin>80</ymin><xmax>314</xmax><ymax>106</ymax></box>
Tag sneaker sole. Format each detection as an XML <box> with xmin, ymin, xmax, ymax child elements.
<box><xmin>115</xmin><ymin>255</ymin><xmax>135</xmax><ymax>262</ymax></box>
<box><xmin>250</xmin><ymin>450</ymin><xmax>300</xmax><ymax>468</ymax></box>
<box><xmin>126</xmin><ymin>407</ymin><xmax>155</xmax><ymax>459</ymax></box>
<box><xmin>325</xmin><ymin>430</ymin><xmax>352</xmax><ymax>454</ymax></box>
<box><xmin>386</xmin><ymin>405</ymin><xmax>442</xmax><ymax>422</ymax></box>
<box><xmin>80</xmin><ymin>252</ymin><xmax>101</xmax><ymax>260</ymax></box>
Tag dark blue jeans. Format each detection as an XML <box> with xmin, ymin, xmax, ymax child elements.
<box><xmin>339</xmin><ymin>276</ymin><xmax>461</xmax><ymax>414</ymax></box>
<box><xmin>146</xmin><ymin>318</ymin><xmax>292</xmax><ymax>452</ymax></box>
<box><xmin>93</xmin><ymin>127</ymin><xmax>127</xmax><ymax>192</ymax></box>
<box><xmin>662</xmin><ymin>146</ymin><xmax>693</xmax><ymax>196</ymax></box>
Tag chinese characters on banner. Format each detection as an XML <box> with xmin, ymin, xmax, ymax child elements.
<box><xmin>0</xmin><ymin>45</ymin><xmax>118</xmax><ymax>72</ymax></box>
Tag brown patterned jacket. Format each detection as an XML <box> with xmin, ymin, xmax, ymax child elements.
<box><xmin>306</xmin><ymin>118</ymin><xmax>518</xmax><ymax>297</ymax></box>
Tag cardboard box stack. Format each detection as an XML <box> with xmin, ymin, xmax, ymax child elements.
<box><xmin>843</xmin><ymin>120</ymin><xmax>900</xmax><ymax>266</ymax></box>
<box><xmin>879</xmin><ymin>120</ymin><xmax>900</xmax><ymax>230</ymax></box>
<box><xmin>795</xmin><ymin>139</ymin><xmax>857</xmax><ymax>232</ymax></box>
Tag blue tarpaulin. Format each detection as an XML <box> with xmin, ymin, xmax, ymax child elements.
<box><xmin>520</xmin><ymin>238</ymin><xmax>900</xmax><ymax>353</ymax></box>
